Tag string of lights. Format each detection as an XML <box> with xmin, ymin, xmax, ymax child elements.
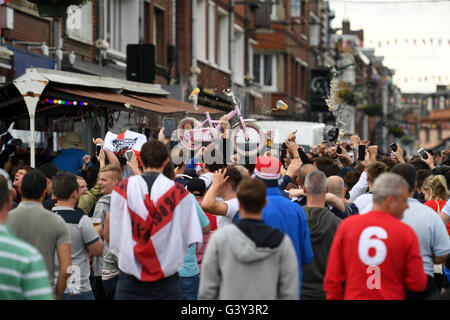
<box><xmin>41</xmin><ymin>98</ymin><xmax>94</xmax><ymax>107</ymax></box>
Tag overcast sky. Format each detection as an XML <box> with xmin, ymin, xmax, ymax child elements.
<box><xmin>328</xmin><ymin>0</ymin><xmax>450</xmax><ymax>93</ymax></box>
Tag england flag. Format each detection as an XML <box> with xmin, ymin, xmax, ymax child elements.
<box><xmin>109</xmin><ymin>173</ymin><xmax>203</xmax><ymax>281</ymax></box>
<box><xmin>103</xmin><ymin>130</ymin><xmax>147</xmax><ymax>160</ymax></box>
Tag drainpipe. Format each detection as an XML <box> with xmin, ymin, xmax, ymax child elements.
<box><xmin>191</xmin><ymin>0</ymin><xmax>198</xmax><ymax>89</ymax></box>
<box><xmin>173</xmin><ymin>0</ymin><xmax>178</xmax><ymax>83</ymax></box>
<box><xmin>382</xmin><ymin>78</ymin><xmax>388</xmax><ymax>150</ymax></box>
<box><xmin>53</xmin><ymin>18</ymin><xmax>63</xmax><ymax>70</ymax></box>
<box><xmin>139</xmin><ymin>0</ymin><xmax>144</xmax><ymax>44</ymax></box>
<box><xmin>229</xmin><ymin>0</ymin><xmax>234</xmax><ymax>90</ymax></box>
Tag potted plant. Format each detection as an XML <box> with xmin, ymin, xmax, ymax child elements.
<box><xmin>360</xmin><ymin>104</ymin><xmax>382</xmax><ymax>116</ymax></box>
<box><xmin>337</xmin><ymin>89</ymin><xmax>357</xmax><ymax>106</ymax></box>
<box><xmin>389</xmin><ymin>127</ymin><xmax>405</xmax><ymax>138</ymax></box>
<box><xmin>27</xmin><ymin>0</ymin><xmax>89</xmax><ymax>17</ymax></box>
<box><xmin>400</xmin><ymin>135</ymin><xmax>414</xmax><ymax>145</ymax></box>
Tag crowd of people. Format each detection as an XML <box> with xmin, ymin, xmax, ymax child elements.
<box><xmin>1</xmin><ymin>119</ymin><xmax>450</xmax><ymax>300</ymax></box>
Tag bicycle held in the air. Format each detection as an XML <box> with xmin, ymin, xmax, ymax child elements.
<box><xmin>176</xmin><ymin>89</ymin><xmax>266</xmax><ymax>156</ymax></box>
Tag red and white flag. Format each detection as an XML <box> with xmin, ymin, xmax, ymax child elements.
<box><xmin>109</xmin><ymin>173</ymin><xmax>203</xmax><ymax>281</ymax></box>
<box><xmin>104</xmin><ymin>130</ymin><xmax>147</xmax><ymax>160</ymax></box>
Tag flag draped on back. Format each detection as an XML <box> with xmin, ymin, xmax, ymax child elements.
<box><xmin>109</xmin><ymin>173</ymin><xmax>203</xmax><ymax>281</ymax></box>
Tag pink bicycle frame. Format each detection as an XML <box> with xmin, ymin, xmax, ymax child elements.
<box><xmin>194</xmin><ymin>104</ymin><xmax>249</xmax><ymax>140</ymax></box>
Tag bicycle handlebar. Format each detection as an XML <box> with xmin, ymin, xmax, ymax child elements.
<box><xmin>223</xmin><ymin>89</ymin><xmax>240</xmax><ymax>107</ymax></box>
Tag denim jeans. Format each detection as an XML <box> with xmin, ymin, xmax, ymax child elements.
<box><xmin>114</xmin><ymin>272</ymin><xmax>180</xmax><ymax>300</ymax></box>
<box><xmin>179</xmin><ymin>274</ymin><xmax>199</xmax><ymax>300</ymax></box>
<box><xmin>62</xmin><ymin>291</ymin><xmax>95</xmax><ymax>300</ymax></box>
<box><xmin>103</xmin><ymin>276</ymin><xmax>118</xmax><ymax>300</ymax></box>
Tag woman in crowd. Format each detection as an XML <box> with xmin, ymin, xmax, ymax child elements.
<box><xmin>422</xmin><ymin>175</ymin><xmax>450</xmax><ymax>235</ymax></box>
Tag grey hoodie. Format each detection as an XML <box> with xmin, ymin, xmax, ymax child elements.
<box><xmin>301</xmin><ymin>207</ymin><xmax>341</xmax><ymax>300</ymax></box>
<box><xmin>198</xmin><ymin>219</ymin><xmax>299</xmax><ymax>300</ymax></box>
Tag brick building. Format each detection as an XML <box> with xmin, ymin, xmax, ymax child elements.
<box><xmin>250</xmin><ymin>0</ymin><xmax>335</xmax><ymax>120</ymax></box>
<box><xmin>0</xmin><ymin>0</ymin><xmax>338</xmax><ymax>122</ymax></box>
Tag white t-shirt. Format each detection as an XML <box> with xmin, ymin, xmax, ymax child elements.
<box><xmin>216</xmin><ymin>198</ymin><xmax>240</xmax><ymax>229</ymax></box>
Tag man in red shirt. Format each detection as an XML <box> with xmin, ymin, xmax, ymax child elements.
<box><xmin>324</xmin><ymin>172</ymin><xmax>428</xmax><ymax>300</ymax></box>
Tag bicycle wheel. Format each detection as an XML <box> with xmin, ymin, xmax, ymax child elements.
<box><xmin>177</xmin><ymin>117</ymin><xmax>200</xmax><ymax>150</ymax></box>
<box><xmin>231</xmin><ymin>122</ymin><xmax>266</xmax><ymax>157</ymax></box>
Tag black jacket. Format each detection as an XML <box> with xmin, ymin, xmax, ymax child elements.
<box><xmin>301</xmin><ymin>206</ymin><xmax>341</xmax><ymax>300</ymax></box>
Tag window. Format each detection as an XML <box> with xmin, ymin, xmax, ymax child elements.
<box><xmin>232</xmin><ymin>25</ymin><xmax>245</xmax><ymax>85</ymax></box>
<box><xmin>194</xmin><ymin>0</ymin><xmax>207</xmax><ymax>61</ymax></box>
<box><xmin>208</xmin><ymin>2</ymin><xmax>216</xmax><ymax>64</ymax></box>
<box><xmin>271</xmin><ymin>1</ymin><xmax>278</xmax><ymax>20</ymax></box>
<box><xmin>218</xmin><ymin>9</ymin><xmax>229</xmax><ymax>70</ymax></box>
<box><xmin>253</xmin><ymin>54</ymin><xmax>277</xmax><ymax>91</ymax></box>
<box><xmin>105</xmin><ymin>0</ymin><xmax>139</xmax><ymax>57</ymax></box>
<box><xmin>263</xmin><ymin>55</ymin><xmax>273</xmax><ymax>86</ymax></box>
<box><xmin>291</xmin><ymin>0</ymin><xmax>301</xmax><ymax>17</ymax></box>
<box><xmin>153</xmin><ymin>7</ymin><xmax>165</xmax><ymax>66</ymax></box>
<box><xmin>66</xmin><ymin>2</ymin><xmax>93</xmax><ymax>43</ymax></box>
<box><xmin>301</xmin><ymin>65</ymin><xmax>306</xmax><ymax>97</ymax></box>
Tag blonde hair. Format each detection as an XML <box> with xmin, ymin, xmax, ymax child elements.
<box><xmin>100</xmin><ymin>164</ymin><xmax>123</xmax><ymax>182</ymax></box>
<box><xmin>422</xmin><ymin>175</ymin><xmax>449</xmax><ymax>201</ymax></box>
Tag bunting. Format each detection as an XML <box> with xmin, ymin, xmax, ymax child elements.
<box><xmin>364</xmin><ymin>37</ymin><xmax>450</xmax><ymax>48</ymax></box>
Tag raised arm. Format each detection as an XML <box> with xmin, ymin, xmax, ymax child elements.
<box><xmin>93</xmin><ymin>138</ymin><xmax>120</xmax><ymax>167</ymax></box>
<box><xmin>201</xmin><ymin>168</ymin><xmax>230</xmax><ymax>216</ymax></box>
<box><xmin>325</xmin><ymin>192</ymin><xmax>346</xmax><ymax>213</ymax></box>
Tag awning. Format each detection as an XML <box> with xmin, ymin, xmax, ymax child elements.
<box><xmin>46</xmin><ymin>85</ymin><xmax>222</xmax><ymax>115</ymax></box>
<box><xmin>125</xmin><ymin>93</ymin><xmax>222</xmax><ymax>114</ymax></box>
<box><xmin>0</xmin><ymin>67</ymin><xmax>224</xmax><ymax>167</ymax></box>
<box><xmin>0</xmin><ymin>68</ymin><xmax>222</xmax><ymax>121</ymax></box>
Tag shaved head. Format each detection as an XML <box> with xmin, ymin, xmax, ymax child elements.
<box><xmin>298</xmin><ymin>164</ymin><xmax>317</xmax><ymax>187</ymax></box>
<box><xmin>327</xmin><ymin>175</ymin><xmax>345</xmax><ymax>198</ymax></box>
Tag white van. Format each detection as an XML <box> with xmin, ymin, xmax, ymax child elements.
<box><xmin>255</xmin><ymin>120</ymin><xmax>326</xmax><ymax>151</ymax></box>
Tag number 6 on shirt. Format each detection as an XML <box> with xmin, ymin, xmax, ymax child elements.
<box><xmin>358</xmin><ymin>226</ymin><xmax>388</xmax><ymax>266</ymax></box>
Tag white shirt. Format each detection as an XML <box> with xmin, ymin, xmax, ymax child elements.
<box><xmin>349</xmin><ymin>171</ymin><xmax>369</xmax><ymax>202</ymax></box>
<box><xmin>216</xmin><ymin>198</ymin><xmax>240</xmax><ymax>229</ymax></box>
<box><xmin>353</xmin><ymin>193</ymin><xmax>373</xmax><ymax>214</ymax></box>
<box><xmin>441</xmin><ymin>200</ymin><xmax>450</xmax><ymax>217</ymax></box>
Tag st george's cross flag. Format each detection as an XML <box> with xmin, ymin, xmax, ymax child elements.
<box><xmin>109</xmin><ymin>172</ymin><xmax>203</xmax><ymax>281</ymax></box>
<box><xmin>103</xmin><ymin>130</ymin><xmax>147</xmax><ymax>161</ymax></box>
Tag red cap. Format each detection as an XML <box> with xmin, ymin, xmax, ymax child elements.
<box><xmin>254</xmin><ymin>156</ymin><xmax>282</xmax><ymax>180</ymax></box>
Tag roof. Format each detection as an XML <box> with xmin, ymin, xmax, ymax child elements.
<box><xmin>33</xmin><ymin>67</ymin><xmax>169</xmax><ymax>95</ymax></box>
<box><xmin>0</xmin><ymin>68</ymin><xmax>221</xmax><ymax>124</ymax></box>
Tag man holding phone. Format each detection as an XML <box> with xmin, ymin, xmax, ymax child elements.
<box><xmin>163</xmin><ymin>118</ymin><xmax>174</xmax><ymax>140</ymax></box>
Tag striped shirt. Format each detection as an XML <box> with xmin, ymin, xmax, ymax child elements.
<box><xmin>0</xmin><ymin>225</ymin><xmax>53</xmax><ymax>300</ymax></box>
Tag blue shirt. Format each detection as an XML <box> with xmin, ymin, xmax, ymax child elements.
<box><xmin>178</xmin><ymin>199</ymin><xmax>210</xmax><ymax>277</ymax></box>
<box><xmin>261</xmin><ymin>187</ymin><xmax>314</xmax><ymax>296</ymax></box>
<box><xmin>51</xmin><ymin>148</ymin><xmax>89</xmax><ymax>174</ymax></box>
